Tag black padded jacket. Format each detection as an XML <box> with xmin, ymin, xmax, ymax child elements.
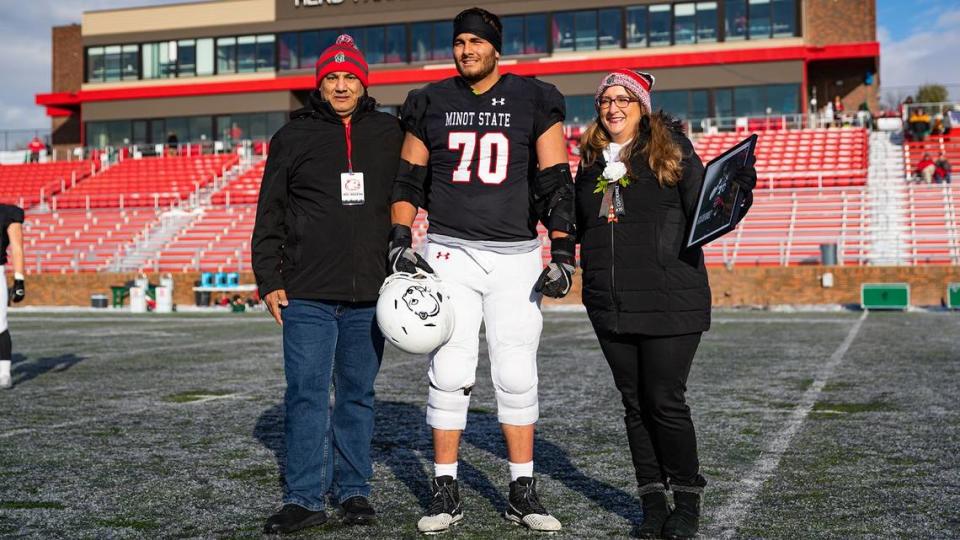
<box><xmin>251</xmin><ymin>92</ymin><xmax>403</xmax><ymax>302</ymax></box>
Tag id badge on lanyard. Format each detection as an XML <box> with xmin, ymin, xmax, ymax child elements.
<box><xmin>340</xmin><ymin>120</ymin><xmax>365</xmax><ymax>206</ymax></box>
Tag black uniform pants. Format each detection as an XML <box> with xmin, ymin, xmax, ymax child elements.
<box><xmin>595</xmin><ymin>329</ymin><xmax>706</xmax><ymax>489</ymax></box>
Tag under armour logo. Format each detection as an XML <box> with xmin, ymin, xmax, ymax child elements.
<box><xmin>435</xmin><ymin>252</ymin><xmax>450</xmax><ymax>260</ymax></box>
<box><xmin>492</xmin><ymin>98</ymin><xmax>505</xmax><ymax>106</ymax></box>
<box><xmin>334</xmin><ymin>52</ymin><xmax>346</xmax><ymax>63</ymax></box>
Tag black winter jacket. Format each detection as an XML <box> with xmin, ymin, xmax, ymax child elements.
<box><xmin>575</xmin><ymin>125</ymin><xmax>719</xmax><ymax>336</ymax></box>
<box><xmin>251</xmin><ymin>92</ymin><xmax>403</xmax><ymax>302</ymax></box>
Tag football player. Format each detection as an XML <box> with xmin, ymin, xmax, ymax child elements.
<box><xmin>388</xmin><ymin>7</ymin><xmax>575</xmax><ymax>534</ymax></box>
<box><xmin>0</xmin><ymin>203</ymin><xmax>25</xmax><ymax>389</ymax></box>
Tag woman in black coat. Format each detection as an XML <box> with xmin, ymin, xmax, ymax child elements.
<box><xmin>574</xmin><ymin>70</ymin><xmax>756</xmax><ymax>539</ymax></box>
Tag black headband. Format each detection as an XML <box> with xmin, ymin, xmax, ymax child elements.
<box><xmin>453</xmin><ymin>12</ymin><xmax>502</xmax><ymax>53</ymax></box>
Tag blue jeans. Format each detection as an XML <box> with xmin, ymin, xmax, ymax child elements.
<box><xmin>281</xmin><ymin>299</ymin><xmax>384</xmax><ymax>511</ymax></box>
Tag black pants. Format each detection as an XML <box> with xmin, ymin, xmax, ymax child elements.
<box><xmin>595</xmin><ymin>330</ymin><xmax>706</xmax><ymax>489</ymax></box>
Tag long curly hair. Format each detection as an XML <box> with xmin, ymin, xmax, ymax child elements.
<box><xmin>580</xmin><ymin>91</ymin><xmax>683</xmax><ymax>187</ymax></box>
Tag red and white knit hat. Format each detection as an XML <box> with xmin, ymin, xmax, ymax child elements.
<box><xmin>595</xmin><ymin>69</ymin><xmax>656</xmax><ymax>112</ymax></box>
<box><xmin>315</xmin><ymin>34</ymin><xmax>369</xmax><ymax>88</ymax></box>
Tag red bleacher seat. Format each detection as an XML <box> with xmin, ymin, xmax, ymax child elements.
<box><xmin>0</xmin><ymin>161</ymin><xmax>97</xmax><ymax>208</ymax></box>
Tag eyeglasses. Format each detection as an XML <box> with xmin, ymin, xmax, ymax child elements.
<box><xmin>597</xmin><ymin>96</ymin><xmax>640</xmax><ymax>109</ymax></box>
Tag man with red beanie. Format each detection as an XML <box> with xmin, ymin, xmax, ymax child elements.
<box><xmin>253</xmin><ymin>34</ymin><xmax>402</xmax><ymax>535</ymax></box>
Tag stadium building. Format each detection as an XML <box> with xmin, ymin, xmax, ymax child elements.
<box><xmin>37</xmin><ymin>0</ymin><xmax>879</xmax><ymax>150</ymax></box>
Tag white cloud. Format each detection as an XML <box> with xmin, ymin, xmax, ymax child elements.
<box><xmin>879</xmin><ymin>8</ymin><xmax>960</xmax><ymax>99</ymax></box>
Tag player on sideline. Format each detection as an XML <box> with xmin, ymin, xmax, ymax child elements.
<box><xmin>388</xmin><ymin>7</ymin><xmax>576</xmax><ymax>534</ymax></box>
<box><xmin>0</xmin><ymin>204</ymin><xmax>25</xmax><ymax>389</ymax></box>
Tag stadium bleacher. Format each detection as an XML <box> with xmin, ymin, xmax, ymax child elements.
<box><xmin>903</xmin><ymin>183</ymin><xmax>960</xmax><ymax>264</ymax></box>
<box><xmin>210</xmin><ymin>161</ymin><xmax>265</xmax><ymax>205</ymax></box>
<box><xmin>144</xmin><ymin>205</ymin><xmax>256</xmax><ymax>273</ymax></box>
<box><xmin>696</xmin><ymin>128</ymin><xmax>869</xmax><ymax>189</ymax></box>
<box><xmin>51</xmin><ymin>154</ymin><xmax>239</xmax><ymax>209</ymax></box>
<box><xmin>0</xmin><ymin>161</ymin><xmax>97</xmax><ymax>208</ymax></box>
<box><xmin>24</xmin><ymin>208</ymin><xmax>161</xmax><ymax>273</ymax></box>
<box><xmin>903</xmin><ymin>136</ymin><xmax>958</xmax><ymax>179</ymax></box>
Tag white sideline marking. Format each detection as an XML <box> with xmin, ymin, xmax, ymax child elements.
<box><xmin>713</xmin><ymin>310</ymin><xmax>867</xmax><ymax>539</ymax></box>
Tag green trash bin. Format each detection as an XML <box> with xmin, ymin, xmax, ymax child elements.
<box><xmin>947</xmin><ymin>283</ymin><xmax>960</xmax><ymax>310</ymax></box>
<box><xmin>110</xmin><ymin>286</ymin><xmax>129</xmax><ymax>308</ymax></box>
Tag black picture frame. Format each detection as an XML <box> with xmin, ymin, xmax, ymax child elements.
<box><xmin>685</xmin><ymin>133</ymin><xmax>757</xmax><ymax>249</ymax></box>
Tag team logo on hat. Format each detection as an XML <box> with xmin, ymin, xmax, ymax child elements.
<box><xmin>606</xmin><ymin>75</ymin><xmax>617</xmax><ymax>85</ymax></box>
<box><xmin>335</xmin><ymin>52</ymin><xmax>346</xmax><ymax>63</ymax></box>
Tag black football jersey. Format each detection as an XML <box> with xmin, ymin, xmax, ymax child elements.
<box><xmin>0</xmin><ymin>204</ymin><xmax>23</xmax><ymax>266</ymax></box>
<box><xmin>401</xmin><ymin>74</ymin><xmax>565</xmax><ymax>242</ymax></box>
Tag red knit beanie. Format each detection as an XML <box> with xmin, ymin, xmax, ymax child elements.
<box><xmin>315</xmin><ymin>34</ymin><xmax>369</xmax><ymax>88</ymax></box>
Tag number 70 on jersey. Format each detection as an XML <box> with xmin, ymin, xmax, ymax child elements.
<box><xmin>448</xmin><ymin>132</ymin><xmax>509</xmax><ymax>185</ymax></box>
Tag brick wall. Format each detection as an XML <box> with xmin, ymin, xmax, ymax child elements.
<box><xmin>803</xmin><ymin>0</ymin><xmax>876</xmax><ymax>46</ymax></box>
<box><xmin>51</xmin><ymin>24</ymin><xmax>83</xmax><ymax>148</ymax></box>
<box><xmin>12</xmin><ymin>266</ymin><xmax>960</xmax><ymax>309</ymax></box>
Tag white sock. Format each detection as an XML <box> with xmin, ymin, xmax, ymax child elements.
<box><xmin>509</xmin><ymin>461</ymin><xmax>534</xmax><ymax>481</ymax></box>
<box><xmin>0</xmin><ymin>360</ymin><xmax>10</xmax><ymax>378</ymax></box>
<box><xmin>435</xmin><ymin>462</ymin><xmax>458</xmax><ymax>479</ymax></box>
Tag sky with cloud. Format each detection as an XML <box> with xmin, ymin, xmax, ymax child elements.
<box><xmin>2</xmin><ymin>0</ymin><xmax>956</xmax><ymax>130</ymax></box>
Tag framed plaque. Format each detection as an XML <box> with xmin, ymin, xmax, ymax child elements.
<box><xmin>685</xmin><ymin>134</ymin><xmax>757</xmax><ymax>249</ymax></box>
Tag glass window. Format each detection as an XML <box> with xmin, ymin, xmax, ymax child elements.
<box><xmin>278</xmin><ymin>32</ymin><xmax>298</xmax><ymax>70</ymax></box>
<box><xmin>364</xmin><ymin>27</ymin><xmax>385</xmax><ymax>65</ymax></box>
<box><xmin>714</xmin><ymin>88</ymin><xmax>733</xmax><ymax>117</ymax></box>
<box><xmin>432</xmin><ymin>21</ymin><xmax>452</xmax><ymax>60</ymax></box>
<box><xmin>196</xmin><ymin>38</ymin><xmax>214</xmax><ymax>76</ymax></box>
<box><xmin>121</xmin><ymin>45</ymin><xmax>138</xmax><ymax>80</ymax></box>
<box><xmin>767</xmin><ymin>83</ymin><xmax>799</xmax><ymax>113</ymax></box>
<box><xmin>249</xmin><ymin>114</ymin><xmax>268</xmax><ymax>141</ymax></box>
<box><xmin>734</xmin><ymin>86</ymin><xmax>765</xmax><ymax>116</ymax></box>
<box><xmin>553</xmin><ymin>12</ymin><xmax>575</xmax><ymax>52</ymax></box>
<box><xmin>104</xmin><ymin>45</ymin><xmax>122</xmax><ymax>81</ymax></box>
<box><xmin>574</xmin><ymin>10</ymin><xmax>598</xmax><ymax>51</ymax></box>
<box><xmin>411</xmin><ymin>22</ymin><xmax>432</xmax><ymax>62</ymax></box>
<box><xmin>674</xmin><ymin>3</ymin><xmax>696</xmax><ymax>45</ymax></box>
<box><xmin>267</xmin><ymin>112</ymin><xmax>286</xmax><ymax>138</ymax></box>
<box><xmin>150</xmin><ymin>119</ymin><xmax>166</xmax><ymax>145</ymax></box>
<box><xmin>237</xmin><ymin>36</ymin><xmax>256</xmax><ymax>73</ymax></box>
<box><xmin>564</xmin><ymin>95</ymin><xmax>595</xmax><ymax>126</ymax></box>
<box><xmin>256</xmin><ymin>35</ymin><xmax>275</xmax><ymax>71</ymax></box>
<box><xmin>217</xmin><ymin>37</ymin><xmax>236</xmax><ymax>73</ymax></box>
<box><xmin>725</xmin><ymin>0</ymin><xmax>748</xmax><ymax>40</ymax></box>
<box><xmin>525</xmin><ymin>14</ymin><xmax>548</xmax><ymax>54</ymax></box>
<box><xmin>749</xmin><ymin>0</ymin><xmax>772</xmax><ymax>39</ymax></box>
<box><xmin>165</xmin><ymin>117</ymin><xmax>189</xmax><ymax>143</ymax></box>
<box><xmin>626</xmin><ymin>6</ymin><xmax>648</xmax><ymax>47</ymax></box>
<box><xmin>649</xmin><ymin>5</ymin><xmax>671</xmax><ymax>46</ymax></box>
<box><xmin>658</xmin><ymin>90</ymin><xmax>689</xmax><ymax>118</ymax></box>
<box><xmin>696</xmin><ymin>2</ymin><xmax>718</xmax><ymax>42</ymax></box>
<box><xmin>160</xmin><ymin>41</ymin><xmax>176</xmax><ymax>78</ymax></box>
<box><xmin>385</xmin><ymin>24</ymin><xmax>405</xmax><ymax>63</ymax></box>
<box><xmin>178</xmin><ymin>39</ymin><xmax>196</xmax><ymax>77</ymax></box>
<box><xmin>598</xmin><ymin>8</ymin><xmax>622</xmax><ymax>49</ymax></box>
<box><xmin>502</xmin><ymin>16</ymin><xmax>523</xmax><ymax>56</ymax></box>
<box><xmin>188</xmin><ymin>116</ymin><xmax>213</xmax><ymax>141</ymax></box>
<box><xmin>691</xmin><ymin>90</ymin><xmax>709</xmax><ymax>119</ymax></box>
<box><xmin>87</xmin><ymin>120</ymin><xmax>131</xmax><ymax>148</ymax></box>
<box><xmin>88</xmin><ymin>47</ymin><xmax>105</xmax><ymax>82</ymax></box>
<box><xmin>772</xmin><ymin>0</ymin><xmax>796</xmax><ymax>37</ymax></box>
<box><xmin>132</xmin><ymin>120</ymin><xmax>148</xmax><ymax>144</ymax></box>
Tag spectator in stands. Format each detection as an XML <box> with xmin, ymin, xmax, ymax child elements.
<box><xmin>574</xmin><ymin>69</ymin><xmax>757</xmax><ymax>539</ymax></box>
<box><xmin>252</xmin><ymin>34</ymin><xmax>403</xmax><ymax>535</ymax></box>
<box><xmin>931</xmin><ymin>114</ymin><xmax>945</xmax><ymax>136</ymax></box>
<box><xmin>857</xmin><ymin>102</ymin><xmax>873</xmax><ymax>129</ymax></box>
<box><xmin>935</xmin><ymin>152</ymin><xmax>952</xmax><ymax>184</ymax></box>
<box><xmin>27</xmin><ymin>136</ymin><xmax>44</xmax><ymax>163</ymax></box>
<box><xmin>833</xmin><ymin>95</ymin><xmax>845</xmax><ymax>125</ymax></box>
<box><xmin>166</xmin><ymin>132</ymin><xmax>178</xmax><ymax>156</ymax></box>
<box><xmin>916</xmin><ymin>153</ymin><xmax>937</xmax><ymax>184</ymax></box>
<box><xmin>908</xmin><ymin>108</ymin><xmax>931</xmax><ymax>141</ymax></box>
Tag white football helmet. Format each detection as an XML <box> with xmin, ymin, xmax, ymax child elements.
<box><xmin>376</xmin><ymin>271</ymin><xmax>455</xmax><ymax>354</ymax></box>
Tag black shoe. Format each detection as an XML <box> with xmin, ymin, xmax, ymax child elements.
<box><xmin>662</xmin><ymin>490</ymin><xmax>701</xmax><ymax>540</ymax></box>
<box><xmin>340</xmin><ymin>496</ymin><xmax>376</xmax><ymax>525</ymax></box>
<box><xmin>504</xmin><ymin>477</ymin><xmax>562</xmax><ymax>532</ymax></box>
<box><xmin>635</xmin><ymin>486</ymin><xmax>670</xmax><ymax>539</ymax></box>
<box><xmin>263</xmin><ymin>503</ymin><xmax>328</xmax><ymax>535</ymax></box>
<box><xmin>417</xmin><ymin>476</ymin><xmax>463</xmax><ymax>534</ymax></box>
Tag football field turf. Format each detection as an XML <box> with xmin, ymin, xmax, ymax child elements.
<box><xmin>1</xmin><ymin>309</ymin><xmax>958</xmax><ymax>539</ymax></box>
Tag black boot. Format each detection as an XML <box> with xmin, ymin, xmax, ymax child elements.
<box><xmin>263</xmin><ymin>503</ymin><xmax>328</xmax><ymax>535</ymax></box>
<box><xmin>661</xmin><ymin>490</ymin><xmax>701</xmax><ymax>540</ymax></box>
<box><xmin>635</xmin><ymin>483</ymin><xmax>670</xmax><ymax>539</ymax></box>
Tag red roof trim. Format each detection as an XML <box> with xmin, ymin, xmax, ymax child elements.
<box><xmin>36</xmin><ymin>42</ymin><xmax>878</xmax><ymax>112</ymax></box>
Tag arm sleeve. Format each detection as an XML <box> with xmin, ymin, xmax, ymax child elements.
<box><xmin>9</xmin><ymin>206</ymin><xmax>24</xmax><ymax>224</ymax></box>
<box><xmin>675</xmin><ymin>135</ymin><xmax>706</xmax><ymax>219</ymax></box>
<box><xmin>532</xmin><ymin>81</ymin><xmax>566</xmax><ymax>139</ymax></box>
<box><xmin>251</xmin><ymin>134</ymin><xmax>290</xmax><ymax>299</ymax></box>
<box><xmin>399</xmin><ymin>89</ymin><xmax>430</xmax><ymax>145</ymax></box>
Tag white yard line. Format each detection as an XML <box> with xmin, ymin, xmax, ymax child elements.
<box><xmin>712</xmin><ymin>310</ymin><xmax>868</xmax><ymax>538</ymax></box>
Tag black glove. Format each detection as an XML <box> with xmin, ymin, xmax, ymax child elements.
<box><xmin>387</xmin><ymin>224</ymin><xmax>435</xmax><ymax>275</ymax></box>
<box><xmin>732</xmin><ymin>154</ymin><xmax>758</xmax><ymax>191</ymax></box>
<box><xmin>535</xmin><ymin>236</ymin><xmax>575</xmax><ymax>299</ymax></box>
<box><xmin>10</xmin><ymin>276</ymin><xmax>24</xmax><ymax>304</ymax></box>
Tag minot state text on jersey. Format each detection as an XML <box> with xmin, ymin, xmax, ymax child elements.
<box><xmin>444</xmin><ymin>112</ymin><xmax>512</xmax><ymax>128</ymax></box>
